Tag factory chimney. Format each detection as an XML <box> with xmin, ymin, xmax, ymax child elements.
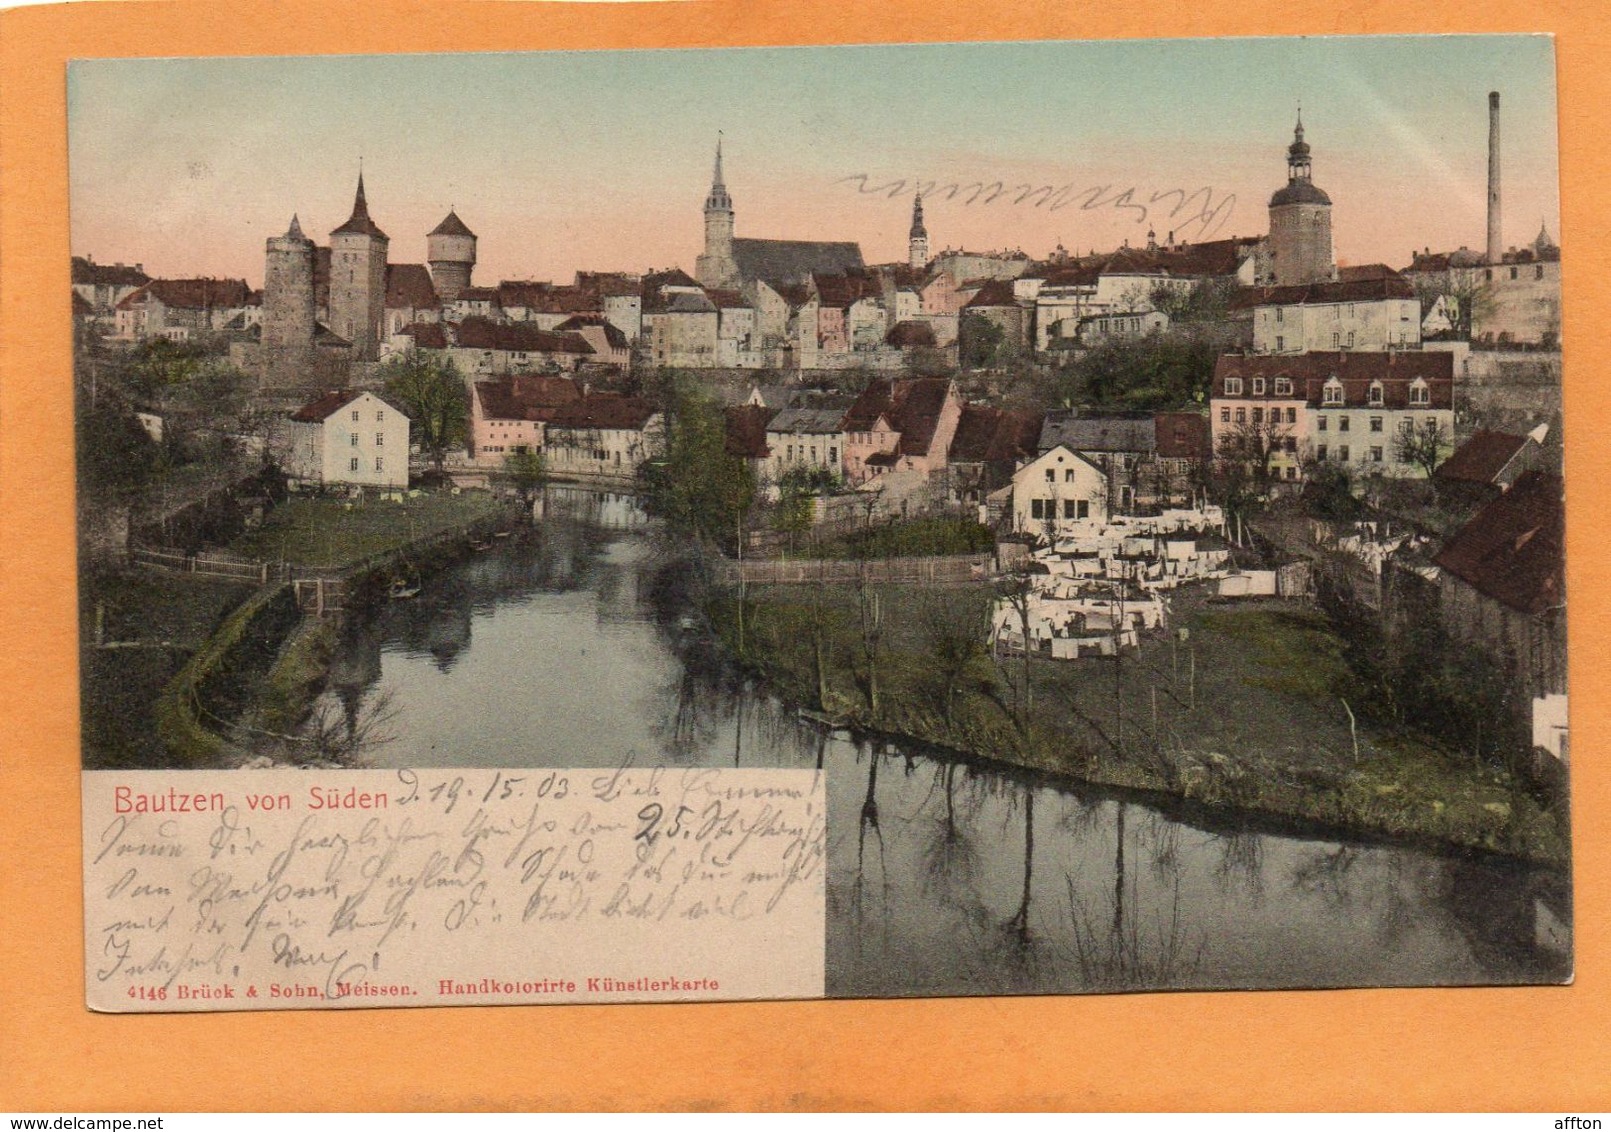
<box><xmin>1487</xmin><ymin>91</ymin><xmax>1502</xmax><ymax>264</ymax></box>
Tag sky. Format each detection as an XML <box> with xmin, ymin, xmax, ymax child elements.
<box><xmin>67</xmin><ymin>35</ymin><xmax>1561</xmax><ymax>288</ymax></box>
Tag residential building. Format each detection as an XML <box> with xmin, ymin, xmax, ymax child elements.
<box><xmin>114</xmin><ymin>277</ymin><xmax>254</xmax><ymax>341</ymax></box>
<box><xmin>841</xmin><ymin>377</ymin><xmax>963</xmax><ymax>485</ymax></box>
<box><xmin>763</xmin><ymin>408</ymin><xmax>846</xmax><ymax>484</ymax></box>
<box><xmin>1236</xmin><ymin>266</ymin><xmax>1421</xmax><ymax>353</ymax></box>
<box><xmin>470</xmin><ymin>375</ymin><xmax>582</xmax><ymax>464</ymax></box>
<box><xmin>285</xmin><ymin>389</ymin><xmax>411</xmax><ymax>489</ymax></box>
<box><xmin>1211</xmin><ymin>351</ymin><xmax>1456</xmax><ymax>481</ymax></box>
<box><xmin>542</xmin><ymin>394</ymin><xmax>664</xmax><ymax>480</ymax></box>
<box><xmin>1008</xmin><ymin>444</ymin><xmax>1111</xmax><ymax>539</ymax></box>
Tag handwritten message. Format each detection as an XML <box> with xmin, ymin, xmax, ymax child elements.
<box><xmin>83</xmin><ymin>767</ymin><xmax>826</xmax><ymax>1011</ymax></box>
<box><xmin>835</xmin><ymin>174</ymin><xmax>1236</xmax><ymax>239</ymax></box>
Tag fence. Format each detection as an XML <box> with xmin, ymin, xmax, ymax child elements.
<box><xmin>130</xmin><ymin>506</ymin><xmax>517</xmax><ymax>614</ymax></box>
<box><xmin>721</xmin><ymin>553</ymin><xmax>993</xmax><ymax>587</ymax></box>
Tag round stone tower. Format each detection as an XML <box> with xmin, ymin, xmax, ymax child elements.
<box><xmin>1267</xmin><ymin>112</ymin><xmax>1334</xmax><ymax>286</ymax></box>
<box><xmin>261</xmin><ymin>214</ymin><xmax>317</xmax><ymax>387</ymax></box>
<box><xmin>427</xmin><ymin>209</ymin><xmax>477</xmax><ymax>304</ymax></box>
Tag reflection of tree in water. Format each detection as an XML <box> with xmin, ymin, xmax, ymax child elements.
<box><xmin>1212</xmin><ymin>827</ymin><xmax>1266</xmax><ymax>904</ymax></box>
<box><xmin>1435</xmin><ymin>856</ymin><xmax>1570</xmax><ymax>983</ymax></box>
<box><xmin>850</xmin><ymin>743</ymin><xmax>892</xmax><ymax>964</ymax></box>
<box><xmin>1289</xmin><ymin>845</ymin><xmax>1361</xmax><ymax>909</ymax></box>
<box><xmin>1062</xmin><ymin>801</ymin><xmax>1204</xmax><ymax>991</ymax></box>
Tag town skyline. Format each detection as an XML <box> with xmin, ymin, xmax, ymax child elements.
<box><xmin>69</xmin><ymin>35</ymin><xmax>1560</xmax><ymax>286</ymax></box>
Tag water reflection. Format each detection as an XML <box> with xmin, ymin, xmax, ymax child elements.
<box><xmin>311</xmin><ymin>499</ymin><xmax>1570</xmax><ymax>997</ymax></box>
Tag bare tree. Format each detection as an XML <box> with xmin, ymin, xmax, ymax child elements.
<box><xmin>1393</xmin><ymin>417</ymin><xmax>1452</xmax><ymax>480</ymax></box>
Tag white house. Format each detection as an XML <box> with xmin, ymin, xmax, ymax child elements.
<box><xmin>286</xmin><ymin>389</ymin><xmax>412</xmax><ymax>489</ymax></box>
<box><xmin>1009</xmin><ymin>444</ymin><xmax>1110</xmax><ymax>540</ymax></box>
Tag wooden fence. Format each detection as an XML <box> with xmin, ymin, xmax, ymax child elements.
<box><xmin>130</xmin><ymin>545</ymin><xmax>274</xmax><ymax>584</ymax></box>
<box><xmin>720</xmin><ymin>553</ymin><xmax>993</xmax><ymax>587</ymax></box>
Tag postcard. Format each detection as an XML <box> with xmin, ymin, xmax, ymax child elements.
<box><xmin>71</xmin><ymin>34</ymin><xmax>1569</xmax><ymax>1013</ymax></box>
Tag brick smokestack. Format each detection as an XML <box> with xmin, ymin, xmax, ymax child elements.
<box><xmin>1487</xmin><ymin>91</ymin><xmax>1502</xmax><ymax>264</ymax></box>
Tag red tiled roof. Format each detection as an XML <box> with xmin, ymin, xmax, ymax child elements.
<box><xmin>725</xmin><ymin>404</ymin><xmax>774</xmax><ymax>459</ymax></box>
<box><xmin>546</xmin><ymin>394</ymin><xmax>657</xmax><ymax>431</ymax></box>
<box><xmin>949</xmin><ymin>405</ymin><xmax>1042</xmax><ymax>464</ymax></box>
<box><xmin>964</xmin><ymin>279</ymin><xmax>1019</xmax><ymax>308</ymax></box>
<box><xmin>574</xmin><ymin>271</ymin><xmax>641</xmax><ymax>298</ymax></box>
<box><xmin>455</xmin><ymin>317</ymin><xmax>594</xmax><ymax>355</ymax></box>
<box><xmin>704</xmin><ymin>288</ymin><xmax>751</xmax><ymax>310</ymax></box>
<box><xmin>72</xmin><ymin>291</ymin><xmax>94</xmax><ymax>316</ymax></box>
<box><xmin>398</xmin><ymin>321</ymin><xmax>449</xmax><ymax>349</ymax></box>
<box><xmin>1212</xmin><ymin>351</ymin><xmax>1454</xmax><ymax>409</ymax></box>
<box><xmin>428</xmin><ymin>210</ymin><xmax>475</xmax><ymax>238</ymax></box>
<box><xmin>1229</xmin><ymin>273</ymin><xmax>1414</xmax><ymax>310</ymax></box>
<box><xmin>1434</xmin><ymin>429</ymin><xmax>1531</xmax><ymax>485</ymax></box>
<box><xmin>291</xmin><ymin>388</ymin><xmax>410</xmax><ymax>423</ymax></box>
<box><xmin>812</xmin><ymin>272</ymin><xmax>881</xmax><ymax>309</ymax></box>
<box><xmin>331</xmin><ymin>176</ymin><xmax>388</xmax><ymax>240</ymax></box>
<box><xmin>1433</xmin><ymin>471</ymin><xmax>1564</xmax><ymax>615</ymax></box>
<box><xmin>385</xmin><ymin>263</ymin><xmax>439</xmax><ymax>310</ymax></box>
<box><xmin>1154</xmin><ymin>411</ymin><xmax>1211</xmax><ymax>460</ymax></box>
<box><xmin>72</xmin><ymin>257</ymin><xmax>150</xmax><ymax>288</ymax></box>
<box><xmin>844</xmin><ymin>377</ymin><xmax>954</xmax><ymax>457</ymax></box>
<box><xmin>475</xmin><ymin>376</ymin><xmax>582</xmax><ymax>422</ymax></box>
<box><xmin>118</xmin><ymin>278</ymin><xmax>253</xmax><ymax>311</ymax></box>
<box><xmin>553</xmin><ymin>316</ymin><xmax>629</xmax><ymax>349</ymax></box>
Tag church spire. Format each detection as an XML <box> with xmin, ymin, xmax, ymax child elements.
<box><xmin>705</xmin><ymin>136</ymin><xmax>732</xmax><ymax>213</ymax></box>
<box><xmin>331</xmin><ymin>168</ymin><xmax>387</xmax><ymax>239</ymax></box>
<box><xmin>1287</xmin><ymin>108</ymin><xmax>1312</xmax><ymax>182</ymax></box>
<box><xmin>286</xmin><ymin>214</ymin><xmax>306</xmax><ymax>241</ymax></box>
<box><xmin>909</xmin><ymin>190</ymin><xmax>927</xmax><ymax>240</ymax></box>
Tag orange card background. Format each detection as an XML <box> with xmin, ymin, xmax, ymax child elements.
<box><xmin>2</xmin><ymin>0</ymin><xmax>1608</xmax><ymax>1112</ymax></box>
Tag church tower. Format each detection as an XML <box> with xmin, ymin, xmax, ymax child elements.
<box><xmin>1267</xmin><ymin>112</ymin><xmax>1334</xmax><ymax>286</ymax></box>
<box><xmin>427</xmin><ymin>209</ymin><xmax>477</xmax><ymax>304</ymax></box>
<box><xmin>328</xmin><ymin>171</ymin><xmax>389</xmax><ymax>361</ymax></box>
<box><xmin>908</xmin><ymin>191</ymin><xmax>929</xmax><ymax>270</ymax></box>
<box><xmin>261</xmin><ymin>214</ymin><xmax>317</xmax><ymax>388</ymax></box>
<box><xmin>695</xmin><ymin>138</ymin><xmax>737</xmax><ymax>289</ymax></box>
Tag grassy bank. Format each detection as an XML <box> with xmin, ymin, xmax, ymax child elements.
<box><xmin>80</xmin><ymin>570</ymin><xmax>255</xmax><ymax>768</ymax></box>
<box><xmin>228</xmin><ymin>491</ymin><xmax>502</xmax><ymax>569</ymax></box>
<box><xmin>709</xmin><ymin>581</ymin><xmax>1568</xmax><ymax>866</ymax></box>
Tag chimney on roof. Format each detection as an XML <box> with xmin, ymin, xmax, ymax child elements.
<box><xmin>1487</xmin><ymin>92</ymin><xmax>1502</xmax><ymax>265</ymax></box>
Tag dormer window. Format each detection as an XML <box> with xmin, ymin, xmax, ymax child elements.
<box><xmin>1368</xmin><ymin>381</ymin><xmax>1385</xmax><ymax>406</ymax></box>
<box><xmin>1409</xmin><ymin>378</ymin><xmax>1430</xmax><ymax>406</ymax></box>
<box><xmin>1224</xmin><ymin>377</ymin><xmax>1243</xmax><ymax>396</ymax></box>
<box><xmin>1252</xmin><ymin>377</ymin><xmax>1266</xmax><ymax>396</ymax></box>
<box><xmin>1322</xmin><ymin>379</ymin><xmax>1344</xmax><ymax>406</ymax></box>
<box><xmin>1274</xmin><ymin>377</ymin><xmax>1293</xmax><ymax>397</ymax></box>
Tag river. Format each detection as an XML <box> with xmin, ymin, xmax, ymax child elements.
<box><xmin>307</xmin><ymin>486</ymin><xmax>1570</xmax><ymax>997</ymax></box>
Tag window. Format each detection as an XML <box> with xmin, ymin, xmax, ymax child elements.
<box><xmin>1346</xmin><ymin>332</ymin><xmax>1355</xmax><ymax>348</ymax></box>
<box><xmin>1031</xmin><ymin>499</ymin><xmax>1044</xmax><ymax>519</ymax></box>
<box><xmin>1323</xmin><ymin>381</ymin><xmax>1343</xmax><ymax>406</ymax></box>
<box><xmin>349</xmin><ymin>457</ymin><xmax>360</xmax><ymax>472</ymax></box>
<box><xmin>1510</xmin><ymin>266</ymin><xmax>1519</xmax><ymax>280</ymax></box>
<box><xmin>1044</xmin><ymin>468</ymin><xmax>1055</xmax><ymax>483</ymax></box>
<box><xmin>1274</xmin><ymin>378</ymin><xmax>1293</xmax><ymax>396</ymax></box>
<box><xmin>1063</xmin><ymin>499</ymin><xmax>1079</xmax><ymax>519</ymax></box>
<box><xmin>1339</xmin><ymin>416</ymin><xmax>1350</xmax><ymax>432</ymax></box>
<box><xmin>1370</xmin><ymin>446</ymin><xmax>1384</xmax><ymax>463</ymax></box>
<box><xmin>377</xmin><ymin>411</ymin><xmax>385</xmax><ymax>422</ymax></box>
<box><xmin>1338</xmin><ymin>445</ymin><xmax>1350</xmax><ymax>462</ymax></box>
<box><xmin>1317</xmin><ymin>417</ymin><xmax>1328</xmax><ymax>432</ymax></box>
<box><xmin>1368</xmin><ymin>382</ymin><xmax>1384</xmax><ymax>406</ymax></box>
<box><xmin>350</xmin><ymin>433</ymin><xmax>359</xmax><ymax>447</ymax></box>
<box><xmin>1253</xmin><ymin>407</ymin><xmax>1264</xmax><ymax>424</ymax></box>
<box><xmin>1276</xmin><ymin>336</ymin><xmax>1285</xmax><ymax>352</ymax></box>
<box><xmin>1399</xmin><ymin>419</ymin><xmax>1415</xmax><ymax>436</ymax></box>
<box><xmin>1276</xmin><ymin>307</ymin><xmax>1284</xmax><ymax>323</ymax></box>
<box><xmin>1370</xmin><ymin>417</ymin><xmax>1383</xmax><ymax>433</ymax></box>
<box><xmin>375</xmin><ymin>457</ymin><xmax>385</xmax><ymax>472</ymax></box>
<box><xmin>375</xmin><ymin>433</ymin><xmax>384</xmax><ymax>446</ymax></box>
<box><xmin>1409</xmin><ymin>380</ymin><xmax>1430</xmax><ymax>406</ymax></box>
<box><xmin>1332</xmin><ymin>332</ymin><xmax>1340</xmax><ymax>348</ymax></box>
<box><xmin>1220</xmin><ymin>408</ymin><xmax>1231</xmax><ymax>423</ymax></box>
<box><xmin>352</xmin><ymin>410</ymin><xmax>360</xmax><ymax>422</ymax></box>
<box><xmin>1536</xmin><ymin>265</ymin><xmax>1545</xmax><ymax>280</ymax></box>
<box><xmin>1235</xmin><ymin>407</ymin><xmax>1246</xmax><ymax>424</ymax></box>
<box><xmin>1316</xmin><ymin>443</ymin><xmax>1328</xmax><ymax>461</ymax></box>
<box><xmin>1224</xmin><ymin>377</ymin><xmax>1243</xmax><ymax>395</ymax></box>
<box><xmin>1252</xmin><ymin>377</ymin><xmax>1266</xmax><ymax>396</ymax></box>
<box><xmin>1284</xmin><ymin>437</ymin><xmax>1297</xmax><ymax>453</ymax></box>
<box><xmin>1064</xmin><ymin>469</ymin><xmax>1075</xmax><ymax>483</ymax></box>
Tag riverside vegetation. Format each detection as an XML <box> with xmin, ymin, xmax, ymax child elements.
<box><xmin>703</xmin><ymin>577</ymin><xmax>1567</xmax><ymax>868</ymax></box>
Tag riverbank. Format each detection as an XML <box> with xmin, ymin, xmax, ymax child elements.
<box><xmin>704</xmin><ymin>578</ymin><xmax>1569</xmax><ymax>867</ymax></box>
